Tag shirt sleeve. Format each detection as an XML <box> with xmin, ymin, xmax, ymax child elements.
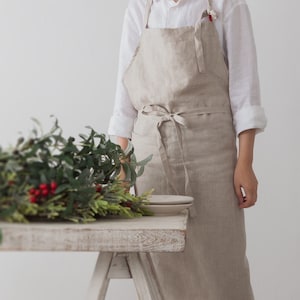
<box><xmin>223</xmin><ymin>3</ymin><xmax>267</xmax><ymax>136</ymax></box>
<box><xmin>107</xmin><ymin>1</ymin><xmax>144</xmax><ymax>139</ymax></box>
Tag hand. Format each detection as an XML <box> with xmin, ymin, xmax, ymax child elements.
<box><xmin>117</xmin><ymin>164</ymin><xmax>130</xmax><ymax>193</ymax></box>
<box><xmin>116</xmin><ymin>136</ymin><xmax>131</xmax><ymax>193</ymax></box>
<box><xmin>234</xmin><ymin>161</ymin><xmax>258</xmax><ymax>209</ymax></box>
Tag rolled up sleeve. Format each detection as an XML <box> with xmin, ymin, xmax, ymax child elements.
<box><xmin>223</xmin><ymin>3</ymin><xmax>267</xmax><ymax>136</ymax></box>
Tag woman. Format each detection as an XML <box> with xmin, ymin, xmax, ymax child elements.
<box><xmin>108</xmin><ymin>0</ymin><xmax>267</xmax><ymax>299</ymax></box>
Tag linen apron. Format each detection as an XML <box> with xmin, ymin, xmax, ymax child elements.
<box><xmin>123</xmin><ymin>0</ymin><xmax>255</xmax><ymax>299</ymax></box>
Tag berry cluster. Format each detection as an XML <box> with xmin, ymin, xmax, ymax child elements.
<box><xmin>28</xmin><ymin>182</ymin><xmax>58</xmax><ymax>203</ymax></box>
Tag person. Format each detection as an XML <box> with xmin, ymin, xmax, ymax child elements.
<box><xmin>107</xmin><ymin>0</ymin><xmax>267</xmax><ymax>299</ymax></box>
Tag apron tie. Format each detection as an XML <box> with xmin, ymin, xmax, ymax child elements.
<box><xmin>141</xmin><ymin>104</ymin><xmax>197</xmax><ymax>218</ymax></box>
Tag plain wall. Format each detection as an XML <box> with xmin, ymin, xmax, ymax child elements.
<box><xmin>0</xmin><ymin>0</ymin><xmax>299</xmax><ymax>299</ymax></box>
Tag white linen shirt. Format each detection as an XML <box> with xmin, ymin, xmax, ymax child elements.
<box><xmin>108</xmin><ymin>0</ymin><xmax>267</xmax><ymax>139</ymax></box>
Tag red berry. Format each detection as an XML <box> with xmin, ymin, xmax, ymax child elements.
<box><xmin>30</xmin><ymin>196</ymin><xmax>37</xmax><ymax>203</ymax></box>
<box><xmin>50</xmin><ymin>181</ymin><xmax>57</xmax><ymax>191</ymax></box>
<box><xmin>35</xmin><ymin>190</ymin><xmax>41</xmax><ymax>196</ymax></box>
<box><xmin>39</xmin><ymin>183</ymin><xmax>48</xmax><ymax>190</ymax></box>
<box><xmin>96</xmin><ymin>184</ymin><xmax>102</xmax><ymax>193</ymax></box>
<box><xmin>29</xmin><ymin>188</ymin><xmax>36</xmax><ymax>195</ymax></box>
<box><xmin>8</xmin><ymin>180</ymin><xmax>15</xmax><ymax>186</ymax></box>
<box><xmin>41</xmin><ymin>189</ymin><xmax>49</xmax><ymax>196</ymax></box>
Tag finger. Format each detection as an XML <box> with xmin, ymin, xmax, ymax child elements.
<box><xmin>239</xmin><ymin>190</ymin><xmax>257</xmax><ymax>208</ymax></box>
<box><xmin>234</xmin><ymin>184</ymin><xmax>244</xmax><ymax>205</ymax></box>
<box><xmin>239</xmin><ymin>199</ymin><xmax>253</xmax><ymax>208</ymax></box>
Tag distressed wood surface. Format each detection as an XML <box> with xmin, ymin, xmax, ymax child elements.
<box><xmin>127</xmin><ymin>253</ymin><xmax>162</xmax><ymax>300</ymax></box>
<box><xmin>87</xmin><ymin>252</ymin><xmax>163</xmax><ymax>300</ymax></box>
<box><xmin>0</xmin><ymin>210</ymin><xmax>188</xmax><ymax>252</ymax></box>
<box><xmin>107</xmin><ymin>254</ymin><xmax>132</xmax><ymax>279</ymax></box>
<box><xmin>133</xmin><ymin>252</ymin><xmax>163</xmax><ymax>300</ymax></box>
<box><xmin>87</xmin><ymin>252</ymin><xmax>113</xmax><ymax>300</ymax></box>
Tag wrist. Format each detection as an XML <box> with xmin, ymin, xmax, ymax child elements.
<box><xmin>236</xmin><ymin>157</ymin><xmax>253</xmax><ymax>168</ymax></box>
<box><xmin>123</xmin><ymin>139</ymin><xmax>133</xmax><ymax>156</ymax></box>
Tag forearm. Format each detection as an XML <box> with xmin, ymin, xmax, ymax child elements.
<box><xmin>237</xmin><ymin>129</ymin><xmax>256</xmax><ymax>166</ymax></box>
<box><xmin>116</xmin><ymin>136</ymin><xmax>129</xmax><ymax>151</ymax></box>
<box><xmin>234</xmin><ymin>129</ymin><xmax>258</xmax><ymax>208</ymax></box>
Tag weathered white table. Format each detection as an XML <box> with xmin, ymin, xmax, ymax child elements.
<box><xmin>0</xmin><ymin>210</ymin><xmax>188</xmax><ymax>300</ymax></box>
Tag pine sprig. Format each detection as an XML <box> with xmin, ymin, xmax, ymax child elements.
<box><xmin>0</xmin><ymin>119</ymin><xmax>153</xmax><ymax>243</ymax></box>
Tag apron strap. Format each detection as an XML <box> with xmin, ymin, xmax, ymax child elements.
<box><xmin>194</xmin><ymin>0</ymin><xmax>217</xmax><ymax>73</ymax></box>
<box><xmin>143</xmin><ymin>0</ymin><xmax>153</xmax><ymax>29</ymax></box>
<box><xmin>194</xmin><ymin>20</ymin><xmax>206</xmax><ymax>73</ymax></box>
<box><xmin>207</xmin><ymin>0</ymin><xmax>212</xmax><ymax>12</ymax></box>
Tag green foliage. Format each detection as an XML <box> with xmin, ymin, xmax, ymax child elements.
<box><xmin>0</xmin><ymin>119</ymin><xmax>153</xmax><ymax>243</ymax></box>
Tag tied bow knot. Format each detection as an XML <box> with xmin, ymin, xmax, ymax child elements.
<box><xmin>141</xmin><ymin>105</ymin><xmax>189</xmax><ymax>128</ymax></box>
<box><xmin>158</xmin><ymin>112</ymin><xmax>188</xmax><ymax>128</ymax></box>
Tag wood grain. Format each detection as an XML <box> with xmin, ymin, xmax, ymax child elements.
<box><xmin>0</xmin><ymin>210</ymin><xmax>188</xmax><ymax>252</ymax></box>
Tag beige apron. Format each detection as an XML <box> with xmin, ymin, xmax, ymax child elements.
<box><xmin>123</xmin><ymin>0</ymin><xmax>255</xmax><ymax>299</ymax></box>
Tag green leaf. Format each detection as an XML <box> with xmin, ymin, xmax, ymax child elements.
<box><xmin>55</xmin><ymin>184</ymin><xmax>70</xmax><ymax>194</ymax></box>
<box><xmin>77</xmin><ymin>169</ymin><xmax>91</xmax><ymax>185</ymax></box>
<box><xmin>62</xmin><ymin>196</ymin><xmax>74</xmax><ymax>217</ymax></box>
<box><xmin>122</xmin><ymin>163</ymin><xmax>131</xmax><ymax>182</ymax></box>
<box><xmin>136</xmin><ymin>154</ymin><xmax>153</xmax><ymax>167</ymax></box>
<box><xmin>0</xmin><ymin>203</ymin><xmax>17</xmax><ymax>218</ymax></box>
<box><xmin>137</xmin><ymin>166</ymin><xmax>145</xmax><ymax>177</ymax></box>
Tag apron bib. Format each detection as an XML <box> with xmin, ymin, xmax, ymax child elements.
<box><xmin>123</xmin><ymin>0</ymin><xmax>255</xmax><ymax>299</ymax></box>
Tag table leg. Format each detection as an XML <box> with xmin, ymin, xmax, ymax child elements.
<box><xmin>87</xmin><ymin>252</ymin><xmax>163</xmax><ymax>300</ymax></box>
<box><xmin>127</xmin><ymin>253</ymin><xmax>163</xmax><ymax>300</ymax></box>
<box><xmin>87</xmin><ymin>252</ymin><xmax>114</xmax><ymax>300</ymax></box>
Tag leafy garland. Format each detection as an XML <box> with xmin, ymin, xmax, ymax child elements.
<box><xmin>0</xmin><ymin>119</ymin><xmax>153</xmax><ymax>244</ymax></box>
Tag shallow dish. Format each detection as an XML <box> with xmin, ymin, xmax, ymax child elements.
<box><xmin>148</xmin><ymin>195</ymin><xmax>194</xmax><ymax>205</ymax></box>
<box><xmin>143</xmin><ymin>203</ymin><xmax>193</xmax><ymax>216</ymax></box>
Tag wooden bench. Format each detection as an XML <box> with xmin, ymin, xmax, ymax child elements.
<box><xmin>0</xmin><ymin>210</ymin><xmax>188</xmax><ymax>300</ymax></box>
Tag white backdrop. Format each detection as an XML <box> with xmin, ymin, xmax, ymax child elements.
<box><xmin>0</xmin><ymin>0</ymin><xmax>299</xmax><ymax>299</ymax></box>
